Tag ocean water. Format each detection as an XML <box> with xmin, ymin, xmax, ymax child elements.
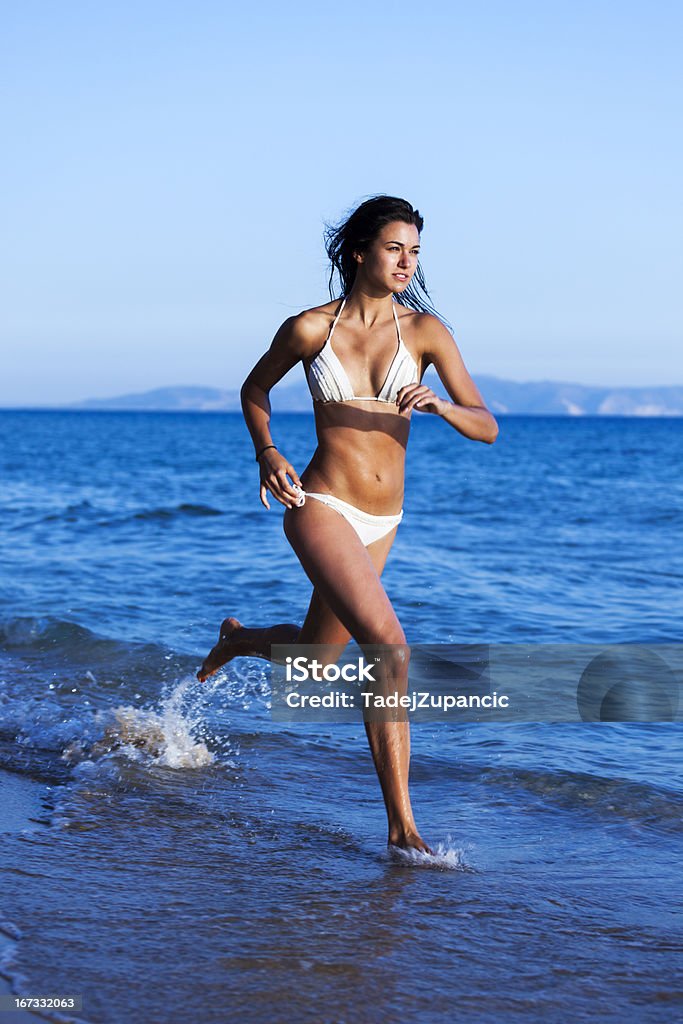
<box><xmin>0</xmin><ymin>410</ymin><xmax>682</xmax><ymax>1024</ymax></box>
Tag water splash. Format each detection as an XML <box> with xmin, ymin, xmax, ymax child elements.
<box><xmin>64</xmin><ymin>676</ymin><xmax>214</xmax><ymax>770</ymax></box>
<box><xmin>387</xmin><ymin>836</ymin><xmax>473</xmax><ymax>871</ymax></box>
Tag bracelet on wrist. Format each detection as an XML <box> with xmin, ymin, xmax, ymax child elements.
<box><xmin>255</xmin><ymin>444</ymin><xmax>277</xmax><ymax>461</ymax></box>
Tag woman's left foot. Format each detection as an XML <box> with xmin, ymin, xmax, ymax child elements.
<box><xmin>197</xmin><ymin>617</ymin><xmax>247</xmax><ymax>681</ymax></box>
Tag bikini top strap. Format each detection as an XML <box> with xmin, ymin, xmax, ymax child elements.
<box><xmin>392</xmin><ymin>301</ymin><xmax>404</xmax><ymax>343</ymax></box>
<box><xmin>326</xmin><ymin>296</ymin><xmax>347</xmax><ymax>343</ymax></box>
<box><xmin>328</xmin><ymin>297</ymin><xmax>402</xmax><ymax>344</ymax></box>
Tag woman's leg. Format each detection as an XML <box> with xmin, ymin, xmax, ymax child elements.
<box><xmin>197</xmin><ymin>500</ymin><xmax>429</xmax><ymax>852</ymax></box>
<box><xmin>282</xmin><ymin>500</ymin><xmax>430</xmax><ymax>853</ymax></box>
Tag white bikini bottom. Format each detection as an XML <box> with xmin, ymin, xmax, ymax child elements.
<box><xmin>293</xmin><ymin>488</ymin><xmax>403</xmax><ymax>547</ymax></box>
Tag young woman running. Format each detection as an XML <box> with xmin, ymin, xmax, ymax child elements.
<box><xmin>198</xmin><ymin>196</ymin><xmax>498</xmax><ymax>854</ymax></box>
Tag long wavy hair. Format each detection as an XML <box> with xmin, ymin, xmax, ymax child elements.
<box><xmin>324</xmin><ymin>195</ymin><xmax>448</xmax><ymax>325</ymax></box>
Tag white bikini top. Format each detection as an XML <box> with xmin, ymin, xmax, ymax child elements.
<box><xmin>306</xmin><ymin>297</ymin><xmax>419</xmax><ymax>405</ymax></box>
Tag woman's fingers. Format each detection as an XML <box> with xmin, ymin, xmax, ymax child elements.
<box><xmin>260</xmin><ymin>472</ymin><xmax>302</xmax><ymax>508</ymax></box>
<box><xmin>396</xmin><ymin>384</ymin><xmax>422</xmax><ymax>411</ymax></box>
<box><xmin>257</xmin><ymin>451</ymin><xmax>303</xmax><ymax>508</ymax></box>
<box><xmin>277</xmin><ymin>467</ymin><xmax>302</xmax><ymax>502</ymax></box>
<box><xmin>414</xmin><ymin>392</ymin><xmax>439</xmax><ymax>412</ymax></box>
<box><xmin>288</xmin><ymin>465</ymin><xmax>303</xmax><ymax>489</ymax></box>
<box><xmin>261</xmin><ymin>478</ymin><xmax>285</xmax><ymax>506</ymax></box>
<box><xmin>398</xmin><ymin>385</ymin><xmax>436</xmax><ymax>414</ymax></box>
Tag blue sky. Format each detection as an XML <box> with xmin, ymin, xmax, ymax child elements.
<box><xmin>2</xmin><ymin>1</ymin><xmax>681</xmax><ymax>404</ymax></box>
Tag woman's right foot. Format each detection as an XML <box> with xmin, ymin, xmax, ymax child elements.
<box><xmin>197</xmin><ymin>617</ymin><xmax>246</xmax><ymax>681</ymax></box>
<box><xmin>388</xmin><ymin>829</ymin><xmax>434</xmax><ymax>856</ymax></box>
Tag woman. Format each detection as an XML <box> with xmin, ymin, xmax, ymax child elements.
<box><xmin>198</xmin><ymin>196</ymin><xmax>498</xmax><ymax>854</ymax></box>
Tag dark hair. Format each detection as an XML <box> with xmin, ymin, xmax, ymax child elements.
<box><xmin>324</xmin><ymin>194</ymin><xmax>448</xmax><ymax>325</ymax></box>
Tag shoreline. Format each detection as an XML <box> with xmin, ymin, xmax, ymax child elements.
<box><xmin>0</xmin><ymin>768</ymin><xmax>52</xmax><ymax>1023</ymax></box>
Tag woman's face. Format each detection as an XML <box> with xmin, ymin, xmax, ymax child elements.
<box><xmin>355</xmin><ymin>220</ymin><xmax>421</xmax><ymax>294</ymax></box>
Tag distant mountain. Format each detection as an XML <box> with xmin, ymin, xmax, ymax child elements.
<box><xmin>69</xmin><ymin>374</ymin><xmax>683</xmax><ymax>416</ymax></box>
<box><xmin>72</xmin><ymin>385</ymin><xmax>243</xmax><ymax>411</ymax></box>
<box><xmin>473</xmin><ymin>377</ymin><xmax>683</xmax><ymax>417</ymax></box>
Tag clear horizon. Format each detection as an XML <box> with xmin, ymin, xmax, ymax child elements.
<box><xmin>2</xmin><ymin>2</ymin><xmax>681</xmax><ymax>405</ymax></box>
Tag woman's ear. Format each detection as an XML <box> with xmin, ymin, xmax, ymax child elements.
<box><xmin>353</xmin><ymin>250</ymin><xmax>364</xmax><ymax>264</ymax></box>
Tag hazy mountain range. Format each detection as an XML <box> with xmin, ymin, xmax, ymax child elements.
<box><xmin>68</xmin><ymin>372</ymin><xmax>683</xmax><ymax>416</ymax></box>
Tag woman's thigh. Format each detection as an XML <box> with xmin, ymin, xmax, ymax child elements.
<box><xmin>284</xmin><ymin>501</ymin><xmax>403</xmax><ymax>646</ymax></box>
<box><xmin>297</xmin><ymin>525</ymin><xmax>398</xmax><ymax>646</ymax></box>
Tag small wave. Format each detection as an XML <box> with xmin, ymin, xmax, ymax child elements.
<box><xmin>387</xmin><ymin>836</ymin><xmax>473</xmax><ymax>871</ymax></box>
<box><xmin>132</xmin><ymin>503</ymin><xmax>223</xmax><ymax>522</ymax></box>
<box><xmin>0</xmin><ymin>617</ymin><xmax>180</xmax><ymax>686</ymax></box>
<box><xmin>0</xmin><ymin>918</ymin><xmax>22</xmax><ymax>943</ymax></box>
<box><xmin>39</xmin><ymin>499</ymin><xmax>97</xmax><ymax>523</ymax></box>
<box><xmin>21</xmin><ymin>501</ymin><xmax>224</xmax><ymax>530</ymax></box>
<box><xmin>481</xmin><ymin>765</ymin><xmax>683</xmax><ymax>835</ymax></box>
<box><xmin>0</xmin><ymin>616</ymin><xmax>97</xmax><ymax>650</ymax></box>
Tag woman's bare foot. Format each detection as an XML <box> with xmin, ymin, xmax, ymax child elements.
<box><xmin>197</xmin><ymin>617</ymin><xmax>247</xmax><ymax>681</ymax></box>
<box><xmin>388</xmin><ymin>829</ymin><xmax>434</xmax><ymax>856</ymax></box>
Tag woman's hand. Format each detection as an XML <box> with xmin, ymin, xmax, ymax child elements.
<box><xmin>397</xmin><ymin>384</ymin><xmax>447</xmax><ymax>417</ymax></box>
<box><xmin>257</xmin><ymin>449</ymin><xmax>304</xmax><ymax>509</ymax></box>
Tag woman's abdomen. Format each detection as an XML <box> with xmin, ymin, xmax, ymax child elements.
<box><xmin>300</xmin><ymin>409</ymin><xmax>409</xmax><ymax>515</ymax></box>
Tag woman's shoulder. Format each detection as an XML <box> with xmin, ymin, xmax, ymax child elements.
<box><xmin>395</xmin><ymin>305</ymin><xmax>452</xmax><ymax>350</ymax></box>
<box><xmin>295</xmin><ymin>299</ymin><xmax>341</xmax><ymax>326</ymax></box>
<box><xmin>281</xmin><ymin>300</ymin><xmax>340</xmax><ymax>355</ymax></box>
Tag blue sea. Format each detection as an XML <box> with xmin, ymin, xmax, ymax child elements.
<box><xmin>1</xmin><ymin>410</ymin><xmax>682</xmax><ymax>1024</ymax></box>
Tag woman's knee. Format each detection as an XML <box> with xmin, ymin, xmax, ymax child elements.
<box><xmin>360</xmin><ymin>617</ymin><xmax>407</xmax><ymax>648</ymax></box>
<box><xmin>362</xmin><ymin>616</ymin><xmax>410</xmax><ymax>688</ymax></box>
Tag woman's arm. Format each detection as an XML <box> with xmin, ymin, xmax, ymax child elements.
<box><xmin>398</xmin><ymin>315</ymin><xmax>499</xmax><ymax>444</ymax></box>
<box><xmin>241</xmin><ymin>313</ymin><xmax>319</xmax><ymax>507</ymax></box>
